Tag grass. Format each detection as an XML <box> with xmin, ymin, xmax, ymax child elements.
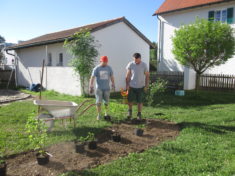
<box><xmin>1</xmin><ymin>89</ymin><xmax>235</xmax><ymax>175</ymax></box>
<box><xmin>63</xmin><ymin>90</ymin><xmax>235</xmax><ymax>176</ymax></box>
<box><xmin>0</xmin><ymin>90</ymin><xmax>127</xmax><ymax>155</ymax></box>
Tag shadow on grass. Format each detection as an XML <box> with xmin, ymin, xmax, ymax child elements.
<box><xmin>144</xmin><ymin>90</ymin><xmax>235</xmax><ymax>108</ymax></box>
<box><xmin>161</xmin><ymin>144</ymin><xmax>190</xmax><ymax>154</ymax></box>
<box><xmin>60</xmin><ymin>170</ymin><xmax>99</xmax><ymax>176</ymax></box>
<box><xmin>50</xmin><ymin>126</ymin><xmax>113</xmax><ymax>144</ymax></box>
<box><xmin>179</xmin><ymin>122</ymin><xmax>235</xmax><ymax>134</ymax></box>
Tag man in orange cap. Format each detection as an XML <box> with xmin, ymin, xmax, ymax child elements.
<box><xmin>89</xmin><ymin>56</ymin><xmax>115</xmax><ymax>120</ymax></box>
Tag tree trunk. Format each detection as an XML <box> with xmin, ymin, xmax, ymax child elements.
<box><xmin>195</xmin><ymin>73</ymin><xmax>201</xmax><ymax>90</ymax></box>
<box><xmin>81</xmin><ymin>76</ymin><xmax>85</xmax><ymax>95</ymax></box>
<box><xmin>80</xmin><ymin>76</ymin><xmax>89</xmax><ymax>96</ymax></box>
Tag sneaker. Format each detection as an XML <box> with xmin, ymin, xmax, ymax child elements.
<box><xmin>137</xmin><ymin>112</ymin><xmax>142</xmax><ymax>119</ymax></box>
<box><xmin>127</xmin><ymin>109</ymin><xmax>132</xmax><ymax>119</ymax></box>
<box><xmin>97</xmin><ymin>115</ymin><xmax>102</xmax><ymax>120</ymax></box>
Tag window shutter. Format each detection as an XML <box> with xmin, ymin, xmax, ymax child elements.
<box><xmin>227</xmin><ymin>8</ymin><xmax>234</xmax><ymax>24</ymax></box>
<box><xmin>208</xmin><ymin>11</ymin><xmax>215</xmax><ymax>21</ymax></box>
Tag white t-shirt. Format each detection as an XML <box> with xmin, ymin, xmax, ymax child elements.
<box><xmin>126</xmin><ymin>61</ymin><xmax>148</xmax><ymax>88</ymax></box>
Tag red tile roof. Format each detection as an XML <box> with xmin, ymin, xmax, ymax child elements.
<box><xmin>154</xmin><ymin>0</ymin><xmax>230</xmax><ymax>15</ymax></box>
<box><xmin>8</xmin><ymin>17</ymin><xmax>153</xmax><ymax>50</ymax></box>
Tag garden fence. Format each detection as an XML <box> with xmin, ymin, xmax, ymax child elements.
<box><xmin>150</xmin><ymin>71</ymin><xmax>184</xmax><ymax>89</ymax></box>
<box><xmin>0</xmin><ymin>69</ymin><xmax>15</xmax><ymax>88</ymax></box>
<box><xmin>199</xmin><ymin>74</ymin><xmax>235</xmax><ymax>91</ymax></box>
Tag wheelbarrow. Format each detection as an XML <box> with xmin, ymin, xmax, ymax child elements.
<box><xmin>34</xmin><ymin>99</ymin><xmax>96</xmax><ymax>131</ymax></box>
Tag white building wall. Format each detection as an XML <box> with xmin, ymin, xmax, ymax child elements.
<box><xmin>93</xmin><ymin>22</ymin><xmax>150</xmax><ymax>92</ymax></box>
<box><xmin>158</xmin><ymin>1</ymin><xmax>235</xmax><ymax>74</ymax></box>
<box><xmin>16</xmin><ymin>43</ymin><xmax>82</xmax><ymax>96</ymax></box>
<box><xmin>16</xmin><ymin>21</ymin><xmax>150</xmax><ymax>95</ymax></box>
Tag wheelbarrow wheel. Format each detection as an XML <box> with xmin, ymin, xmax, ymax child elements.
<box><xmin>37</xmin><ymin>113</ymin><xmax>54</xmax><ymax>131</ymax></box>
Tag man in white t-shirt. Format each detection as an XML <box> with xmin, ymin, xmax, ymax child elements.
<box><xmin>125</xmin><ymin>53</ymin><xmax>149</xmax><ymax>119</ymax></box>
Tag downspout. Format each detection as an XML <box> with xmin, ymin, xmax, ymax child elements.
<box><xmin>157</xmin><ymin>15</ymin><xmax>162</xmax><ymax>68</ymax></box>
<box><xmin>6</xmin><ymin>49</ymin><xmax>18</xmax><ymax>88</ymax></box>
<box><xmin>45</xmin><ymin>45</ymin><xmax>48</xmax><ymax>89</ymax></box>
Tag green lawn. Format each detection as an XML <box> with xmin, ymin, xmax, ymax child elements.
<box><xmin>0</xmin><ymin>90</ymin><xmax>235</xmax><ymax>176</ymax></box>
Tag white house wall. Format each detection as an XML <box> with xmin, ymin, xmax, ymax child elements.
<box><xmin>93</xmin><ymin>22</ymin><xmax>150</xmax><ymax>92</ymax></box>
<box><xmin>158</xmin><ymin>1</ymin><xmax>235</xmax><ymax>74</ymax></box>
<box><xmin>16</xmin><ymin>43</ymin><xmax>82</xmax><ymax>96</ymax></box>
<box><xmin>16</xmin><ymin>21</ymin><xmax>150</xmax><ymax>96</ymax></box>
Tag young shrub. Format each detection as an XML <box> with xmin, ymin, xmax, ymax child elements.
<box><xmin>25</xmin><ymin>114</ymin><xmax>48</xmax><ymax>155</ymax></box>
<box><xmin>146</xmin><ymin>78</ymin><xmax>168</xmax><ymax>106</ymax></box>
<box><xmin>64</xmin><ymin>29</ymin><xmax>99</xmax><ymax>95</ymax></box>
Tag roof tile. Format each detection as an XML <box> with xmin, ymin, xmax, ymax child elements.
<box><xmin>155</xmin><ymin>0</ymin><xmax>229</xmax><ymax>15</ymax></box>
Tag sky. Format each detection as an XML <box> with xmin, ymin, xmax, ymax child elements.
<box><xmin>1</xmin><ymin>0</ymin><xmax>165</xmax><ymax>44</ymax></box>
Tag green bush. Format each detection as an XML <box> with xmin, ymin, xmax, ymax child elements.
<box><xmin>146</xmin><ymin>79</ymin><xmax>168</xmax><ymax>106</ymax></box>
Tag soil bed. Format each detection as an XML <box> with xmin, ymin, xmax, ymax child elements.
<box><xmin>6</xmin><ymin>119</ymin><xmax>179</xmax><ymax>176</ymax></box>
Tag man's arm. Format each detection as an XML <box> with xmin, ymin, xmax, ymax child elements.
<box><xmin>111</xmin><ymin>75</ymin><xmax>115</xmax><ymax>90</ymax></box>
<box><xmin>145</xmin><ymin>71</ymin><xmax>150</xmax><ymax>90</ymax></box>
<box><xmin>126</xmin><ymin>69</ymin><xmax>131</xmax><ymax>90</ymax></box>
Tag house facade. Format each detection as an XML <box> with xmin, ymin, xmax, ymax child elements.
<box><xmin>7</xmin><ymin>17</ymin><xmax>152</xmax><ymax>95</ymax></box>
<box><xmin>154</xmin><ymin>0</ymin><xmax>235</xmax><ymax>76</ymax></box>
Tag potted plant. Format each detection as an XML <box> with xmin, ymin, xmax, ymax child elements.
<box><xmin>86</xmin><ymin>132</ymin><xmax>97</xmax><ymax>150</ymax></box>
<box><xmin>25</xmin><ymin>114</ymin><xmax>50</xmax><ymax>165</ymax></box>
<box><xmin>0</xmin><ymin>141</ymin><xmax>7</xmax><ymax>176</ymax></box>
<box><xmin>0</xmin><ymin>153</ymin><xmax>6</xmax><ymax>176</ymax></box>
<box><xmin>111</xmin><ymin>129</ymin><xmax>121</xmax><ymax>142</ymax></box>
<box><xmin>134</xmin><ymin>124</ymin><xmax>145</xmax><ymax>136</ymax></box>
<box><xmin>74</xmin><ymin>136</ymin><xmax>86</xmax><ymax>154</ymax></box>
<box><xmin>104</xmin><ymin>115</ymin><xmax>111</xmax><ymax>121</ymax></box>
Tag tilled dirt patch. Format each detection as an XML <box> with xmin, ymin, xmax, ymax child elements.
<box><xmin>6</xmin><ymin>119</ymin><xmax>179</xmax><ymax>176</ymax></box>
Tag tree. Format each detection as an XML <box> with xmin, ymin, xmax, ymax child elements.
<box><xmin>150</xmin><ymin>42</ymin><xmax>157</xmax><ymax>71</ymax></box>
<box><xmin>0</xmin><ymin>35</ymin><xmax>6</xmax><ymax>65</ymax></box>
<box><xmin>172</xmin><ymin>18</ymin><xmax>235</xmax><ymax>89</ymax></box>
<box><xmin>64</xmin><ymin>29</ymin><xmax>99</xmax><ymax>94</ymax></box>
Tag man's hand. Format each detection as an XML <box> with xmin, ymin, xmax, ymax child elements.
<box><xmin>144</xmin><ymin>86</ymin><xmax>148</xmax><ymax>92</ymax></box>
<box><xmin>89</xmin><ymin>86</ymin><xmax>94</xmax><ymax>94</ymax></box>
<box><xmin>111</xmin><ymin>83</ymin><xmax>115</xmax><ymax>91</ymax></box>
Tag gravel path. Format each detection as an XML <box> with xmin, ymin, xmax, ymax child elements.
<box><xmin>0</xmin><ymin>90</ymin><xmax>31</xmax><ymax>104</ymax></box>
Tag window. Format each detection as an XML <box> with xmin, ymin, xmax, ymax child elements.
<box><xmin>208</xmin><ymin>8</ymin><xmax>234</xmax><ymax>24</ymax></box>
<box><xmin>215</xmin><ymin>11</ymin><xmax>221</xmax><ymax>21</ymax></box>
<box><xmin>47</xmin><ymin>53</ymin><xmax>52</xmax><ymax>66</ymax></box>
<box><xmin>57</xmin><ymin>53</ymin><xmax>63</xmax><ymax>66</ymax></box>
<box><xmin>227</xmin><ymin>8</ymin><xmax>234</xmax><ymax>24</ymax></box>
<box><xmin>221</xmin><ymin>10</ymin><xmax>227</xmax><ymax>22</ymax></box>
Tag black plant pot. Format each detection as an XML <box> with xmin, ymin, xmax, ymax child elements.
<box><xmin>36</xmin><ymin>152</ymin><xmax>49</xmax><ymax>165</ymax></box>
<box><xmin>112</xmin><ymin>133</ymin><xmax>121</xmax><ymax>142</ymax></box>
<box><xmin>88</xmin><ymin>141</ymin><xmax>97</xmax><ymax>150</ymax></box>
<box><xmin>134</xmin><ymin>128</ymin><xmax>144</xmax><ymax>136</ymax></box>
<box><xmin>104</xmin><ymin>115</ymin><xmax>111</xmax><ymax>121</ymax></box>
<box><xmin>75</xmin><ymin>142</ymin><xmax>86</xmax><ymax>154</ymax></box>
<box><xmin>0</xmin><ymin>162</ymin><xmax>7</xmax><ymax>176</ymax></box>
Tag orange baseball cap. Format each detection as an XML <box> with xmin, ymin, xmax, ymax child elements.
<box><xmin>100</xmin><ymin>56</ymin><xmax>108</xmax><ymax>63</ymax></box>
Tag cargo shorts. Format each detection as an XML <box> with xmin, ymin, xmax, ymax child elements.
<box><xmin>127</xmin><ymin>87</ymin><xmax>144</xmax><ymax>103</ymax></box>
<box><xmin>95</xmin><ymin>89</ymin><xmax>110</xmax><ymax>105</ymax></box>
